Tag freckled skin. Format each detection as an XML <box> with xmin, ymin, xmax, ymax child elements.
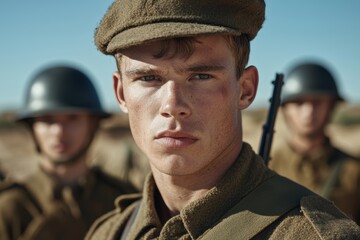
<box><xmin>114</xmin><ymin>35</ymin><xmax>257</xmax><ymax>181</ymax></box>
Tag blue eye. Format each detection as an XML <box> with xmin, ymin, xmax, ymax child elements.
<box><xmin>194</xmin><ymin>74</ymin><xmax>211</xmax><ymax>80</ymax></box>
<box><xmin>140</xmin><ymin>75</ymin><xmax>159</xmax><ymax>81</ymax></box>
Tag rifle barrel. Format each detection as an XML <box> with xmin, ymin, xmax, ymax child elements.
<box><xmin>258</xmin><ymin>73</ymin><xmax>284</xmax><ymax>165</ymax></box>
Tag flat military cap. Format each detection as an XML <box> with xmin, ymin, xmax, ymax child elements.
<box><xmin>95</xmin><ymin>0</ymin><xmax>265</xmax><ymax>55</ymax></box>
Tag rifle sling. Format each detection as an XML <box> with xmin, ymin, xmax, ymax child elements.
<box><xmin>200</xmin><ymin>175</ymin><xmax>314</xmax><ymax>239</ymax></box>
<box><xmin>120</xmin><ymin>200</ymin><xmax>141</xmax><ymax>240</ymax></box>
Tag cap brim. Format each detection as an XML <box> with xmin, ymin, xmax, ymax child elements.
<box><xmin>106</xmin><ymin>22</ymin><xmax>240</xmax><ymax>54</ymax></box>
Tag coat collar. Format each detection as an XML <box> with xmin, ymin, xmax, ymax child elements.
<box><xmin>124</xmin><ymin>142</ymin><xmax>274</xmax><ymax>239</ymax></box>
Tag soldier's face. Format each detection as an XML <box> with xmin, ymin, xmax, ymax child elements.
<box><xmin>32</xmin><ymin>113</ymin><xmax>96</xmax><ymax>164</ymax></box>
<box><xmin>113</xmin><ymin>35</ymin><xmax>258</xmax><ymax>177</ymax></box>
<box><xmin>282</xmin><ymin>95</ymin><xmax>335</xmax><ymax>138</ymax></box>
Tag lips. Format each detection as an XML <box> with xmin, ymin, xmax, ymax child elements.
<box><xmin>52</xmin><ymin>142</ymin><xmax>68</xmax><ymax>153</ymax></box>
<box><xmin>155</xmin><ymin>131</ymin><xmax>198</xmax><ymax>148</ymax></box>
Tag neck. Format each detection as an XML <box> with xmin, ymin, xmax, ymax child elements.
<box><xmin>152</xmin><ymin>141</ymin><xmax>242</xmax><ymax>223</ymax></box>
<box><xmin>40</xmin><ymin>156</ymin><xmax>89</xmax><ymax>185</ymax></box>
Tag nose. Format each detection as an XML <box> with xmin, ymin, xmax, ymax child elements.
<box><xmin>50</xmin><ymin>122</ymin><xmax>65</xmax><ymax>137</ymax></box>
<box><xmin>159</xmin><ymin>81</ymin><xmax>191</xmax><ymax>119</ymax></box>
<box><xmin>301</xmin><ymin>101</ymin><xmax>315</xmax><ymax>117</ymax></box>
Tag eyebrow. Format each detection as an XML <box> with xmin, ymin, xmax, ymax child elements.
<box><xmin>123</xmin><ymin>67</ymin><xmax>163</xmax><ymax>77</ymax></box>
<box><xmin>124</xmin><ymin>63</ymin><xmax>226</xmax><ymax>77</ymax></box>
<box><xmin>185</xmin><ymin>64</ymin><xmax>226</xmax><ymax>73</ymax></box>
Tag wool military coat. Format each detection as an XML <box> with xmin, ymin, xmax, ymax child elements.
<box><xmin>269</xmin><ymin>138</ymin><xmax>360</xmax><ymax>224</ymax></box>
<box><xmin>0</xmin><ymin>166</ymin><xmax>137</xmax><ymax>240</ymax></box>
<box><xmin>86</xmin><ymin>143</ymin><xmax>360</xmax><ymax>240</ymax></box>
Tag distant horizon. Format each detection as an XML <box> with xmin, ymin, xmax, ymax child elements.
<box><xmin>1</xmin><ymin>100</ymin><xmax>359</xmax><ymax>115</ymax></box>
<box><xmin>1</xmin><ymin>1</ymin><xmax>360</xmax><ymax>111</ymax></box>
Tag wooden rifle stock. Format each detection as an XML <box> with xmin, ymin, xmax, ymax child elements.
<box><xmin>258</xmin><ymin>73</ymin><xmax>284</xmax><ymax>165</ymax></box>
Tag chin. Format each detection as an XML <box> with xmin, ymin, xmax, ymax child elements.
<box><xmin>48</xmin><ymin>155</ymin><xmax>72</xmax><ymax>164</ymax></box>
<box><xmin>152</xmin><ymin>156</ymin><xmax>195</xmax><ymax>176</ymax></box>
<box><xmin>302</xmin><ymin>131</ymin><xmax>320</xmax><ymax>139</ymax></box>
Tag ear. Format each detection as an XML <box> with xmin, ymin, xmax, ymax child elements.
<box><xmin>113</xmin><ymin>72</ymin><xmax>128</xmax><ymax>113</ymax></box>
<box><xmin>238</xmin><ymin>66</ymin><xmax>258</xmax><ymax>110</ymax></box>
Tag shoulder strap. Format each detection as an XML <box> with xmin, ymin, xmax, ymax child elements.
<box><xmin>120</xmin><ymin>200</ymin><xmax>141</xmax><ymax>240</ymax></box>
<box><xmin>200</xmin><ymin>175</ymin><xmax>314</xmax><ymax>239</ymax></box>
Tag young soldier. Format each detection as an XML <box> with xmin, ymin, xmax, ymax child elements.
<box><xmin>269</xmin><ymin>62</ymin><xmax>360</xmax><ymax>224</ymax></box>
<box><xmin>0</xmin><ymin>65</ymin><xmax>137</xmax><ymax>240</ymax></box>
<box><xmin>86</xmin><ymin>0</ymin><xmax>360</xmax><ymax>239</ymax></box>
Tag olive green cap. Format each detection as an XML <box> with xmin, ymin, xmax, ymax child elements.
<box><xmin>95</xmin><ymin>0</ymin><xmax>266</xmax><ymax>55</ymax></box>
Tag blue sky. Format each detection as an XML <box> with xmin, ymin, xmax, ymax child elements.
<box><xmin>1</xmin><ymin>1</ymin><xmax>359</xmax><ymax>111</ymax></box>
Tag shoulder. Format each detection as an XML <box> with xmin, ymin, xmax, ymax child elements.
<box><xmin>0</xmin><ymin>181</ymin><xmax>39</xmax><ymax>217</ymax></box>
<box><xmin>300</xmin><ymin>195</ymin><xmax>360</xmax><ymax>238</ymax></box>
<box><xmin>331</xmin><ymin>146</ymin><xmax>360</xmax><ymax>163</ymax></box>
<box><xmin>331</xmin><ymin>147</ymin><xmax>360</xmax><ymax>175</ymax></box>
<box><xmin>266</xmin><ymin>195</ymin><xmax>360</xmax><ymax>239</ymax></box>
<box><xmin>0</xmin><ymin>181</ymin><xmax>28</xmax><ymax>201</ymax></box>
<box><xmin>85</xmin><ymin>195</ymin><xmax>141</xmax><ymax>240</ymax></box>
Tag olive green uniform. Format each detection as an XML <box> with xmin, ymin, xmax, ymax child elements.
<box><xmin>85</xmin><ymin>143</ymin><xmax>360</xmax><ymax>239</ymax></box>
<box><xmin>0</xmin><ymin>166</ymin><xmax>137</xmax><ymax>240</ymax></box>
<box><xmin>269</xmin><ymin>138</ymin><xmax>360</xmax><ymax>224</ymax></box>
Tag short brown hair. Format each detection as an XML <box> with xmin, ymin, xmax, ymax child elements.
<box><xmin>115</xmin><ymin>34</ymin><xmax>250</xmax><ymax>79</ymax></box>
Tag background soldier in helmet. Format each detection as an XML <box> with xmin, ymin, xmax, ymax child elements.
<box><xmin>0</xmin><ymin>64</ymin><xmax>137</xmax><ymax>240</ymax></box>
<box><xmin>85</xmin><ymin>0</ymin><xmax>360</xmax><ymax>239</ymax></box>
<box><xmin>269</xmin><ymin>61</ymin><xmax>360</xmax><ymax>224</ymax></box>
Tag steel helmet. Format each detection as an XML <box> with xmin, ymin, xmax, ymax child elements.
<box><xmin>281</xmin><ymin>62</ymin><xmax>344</xmax><ymax>104</ymax></box>
<box><xmin>18</xmin><ymin>64</ymin><xmax>110</xmax><ymax>121</ymax></box>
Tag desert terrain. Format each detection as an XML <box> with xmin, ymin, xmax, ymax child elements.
<box><xmin>0</xmin><ymin>103</ymin><xmax>359</xmax><ymax>188</ymax></box>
